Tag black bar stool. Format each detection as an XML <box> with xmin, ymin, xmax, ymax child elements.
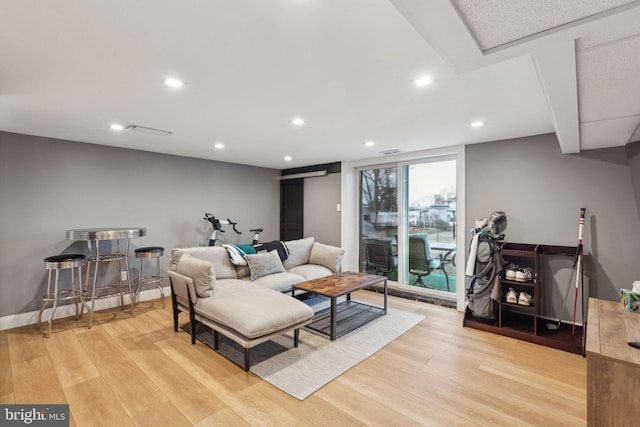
<box><xmin>134</xmin><ymin>246</ymin><xmax>165</xmax><ymax>308</ymax></box>
<box><xmin>38</xmin><ymin>254</ymin><xmax>90</xmax><ymax>337</ymax></box>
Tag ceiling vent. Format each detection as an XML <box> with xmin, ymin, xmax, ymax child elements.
<box><xmin>126</xmin><ymin>125</ymin><xmax>172</xmax><ymax>136</ymax></box>
<box><xmin>379</xmin><ymin>149</ymin><xmax>402</xmax><ymax>155</ymax></box>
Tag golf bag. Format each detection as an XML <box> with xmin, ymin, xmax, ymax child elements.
<box><xmin>466</xmin><ymin>212</ymin><xmax>506</xmax><ymax>321</ymax></box>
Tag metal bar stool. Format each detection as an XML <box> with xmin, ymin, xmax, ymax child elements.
<box><xmin>38</xmin><ymin>254</ymin><xmax>90</xmax><ymax>337</ymax></box>
<box><xmin>134</xmin><ymin>246</ymin><xmax>165</xmax><ymax>308</ymax></box>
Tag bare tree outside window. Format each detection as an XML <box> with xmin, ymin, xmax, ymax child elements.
<box><xmin>360</xmin><ymin>167</ymin><xmax>397</xmax><ymax>230</ymax></box>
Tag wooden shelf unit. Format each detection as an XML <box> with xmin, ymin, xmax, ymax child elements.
<box><xmin>499</xmin><ymin>242</ymin><xmax>539</xmax><ymax>334</ymax></box>
<box><xmin>464</xmin><ymin>242</ymin><xmax>585</xmax><ymax>355</ymax></box>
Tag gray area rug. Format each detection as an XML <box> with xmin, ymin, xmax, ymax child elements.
<box><xmin>194</xmin><ymin>299</ymin><xmax>425</xmax><ymax>400</ymax></box>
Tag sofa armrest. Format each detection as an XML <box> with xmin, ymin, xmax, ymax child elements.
<box><xmin>168</xmin><ymin>270</ymin><xmax>198</xmax><ymax>303</ymax></box>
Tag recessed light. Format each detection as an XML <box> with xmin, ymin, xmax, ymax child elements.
<box><xmin>214</xmin><ymin>143</ymin><xmax>224</xmax><ymax>149</ymax></box>
<box><xmin>414</xmin><ymin>76</ymin><xmax>433</xmax><ymax>87</ymax></box>
<box><xmin>471</xmin><ymin>120</ymin><xmax>485</xmax><ymax>127</ymax></box>
<box><xmin>364</xmin><ymin>140</ymin><xmax>375</xmax><ymax>147</ymax></box>
<box><xmin>164</xmin><ymin>77</ymin><xmax>184</xmax><ymax>88</ymax></box>
<box><xmin>284</xmin><ymin>156</ymin><xmax>292</xmax><ymax>161</ymax></box>
<box><xmin>290</xmin><ymin>118</ymin><xmax>305</xmax><ymax>126</ymax></box>
<box><xmin>110</xmin><ymin>124</ymin><xmax>124</xmax><ymax>131</ymax></box>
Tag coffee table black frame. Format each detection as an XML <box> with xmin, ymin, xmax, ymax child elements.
<box><xmin>292</xmin><ymin>271</ymin><xmax>388</xmax><ymax>340</ymax></box>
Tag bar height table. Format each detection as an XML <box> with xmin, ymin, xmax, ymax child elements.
<box><xmin>66</xmin><ymin>227</ymin><xmax>146</xmax><ymax>328</ymax></box>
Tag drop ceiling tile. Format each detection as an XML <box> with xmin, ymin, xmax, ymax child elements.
<box><xmin>577</xmin><ymin>35</ymin><xmax>640</xmax><ymax>122</ymax></box>
<box><xmin>576</xmin><ymin>20</ymin><xmax>640</xmax><ymax>50</ymax></box>
<box><xmin>580</xmin><ymin>116</ymin><xmax>640</xmax><ymax>149</ymax></box>
<box><xmin>452</xmin><ymin>0</ymin><xmax>635</xmax><ymax>50</ymax></box>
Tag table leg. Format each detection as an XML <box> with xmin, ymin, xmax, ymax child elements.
<box><xmin>330</xmin><ymin>296</ymin><xmax>337</xmax><ymax>340</ymax></box>
<box><xmin>124</xmin><ymin>238</ymin><xmax>135</xmax><ymax>317</ymax></box>
<box><xmin>89</xmin><ymin>254</ymin><xmax>99</xmax><ymax>329</ymax></box>
<box><xmin>116</xmin><ymin>257</ymin><xmax>125</xmax><ymax>309</ymax></box>
<box><xmin>383</xmin><ymin>278</ymin><xmax>388</xmax><ymax>314</ymax></box>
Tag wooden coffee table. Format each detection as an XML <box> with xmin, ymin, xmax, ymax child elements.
<box><xmin>292</xmin><ymin>271</ymin><xmax>387</xmax><ymax>340</ymax></box>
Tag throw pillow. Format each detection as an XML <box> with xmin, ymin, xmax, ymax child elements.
<box><xmin>245</xmin><ymin>250</ymin><xmax>285</xmax><ymax>281</ymax></box>
<box><xmin>172</xmin><ymin>246</ymin><xmax>237</xmax><ymax>279</ymax></box>
<box><xmin>176</xmin><ymin>253</ymin><xmax>215</xmax><ymax>297</ymax></box>
<box><xmin>309</xmin><ymin>242</ymin><xmax>345</xmax><ymax>273</ymax></box>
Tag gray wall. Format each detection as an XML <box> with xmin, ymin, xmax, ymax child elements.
<box><xmin>626</xmin><ymin>140</ymin><xmax>640</xmax><ymax>222</ymax></box>
<box><xmin>6</xmin><ymin>129</ymin><xmax>639</xmax><ymax>322</ymax></box>
<box><xmin>466</xmin><ymin>133</ymin><xmax>640</xmax><ymax>321</ymax></box>
<box><xmin>0</xmin><ymin>132</ymin><xmax>280</xmax><ymax>318</ymax></box>
<box><xmin>303</xmin><ymin>173</ymin><xmax>341</xmax><ymax>247</ymax></box>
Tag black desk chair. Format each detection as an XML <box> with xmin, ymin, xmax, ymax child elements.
<box><xmin>364</xmin><ymin>238</ymin><xmax>396</xmax><ymax>276</ymax></box>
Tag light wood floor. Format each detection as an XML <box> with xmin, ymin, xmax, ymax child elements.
<box><xmin>0</xmin><ymin>291</ymin><xmax>586</xmax><ymax>426</ymax></box>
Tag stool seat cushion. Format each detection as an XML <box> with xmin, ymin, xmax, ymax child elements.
<box><xmin>135</xmin><ymin>246</ymin><xmax>164</xmax><ymax>253</ymax></box>
<box><xmin>45</xmin><ymin>254</ymin><xmax>86</xmax><ymax>262</ymax></box>
<box><xmin>45</xmin><ymin>254</ymin><xmax>87</xmax><ymax>269</ymax></box>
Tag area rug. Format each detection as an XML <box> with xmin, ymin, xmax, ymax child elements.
<box><xmin>194</xmin><ymin>305</ymin><xmax>424</xmax><ymax>400</ymax></box>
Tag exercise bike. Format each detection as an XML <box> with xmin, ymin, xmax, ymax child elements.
<box><xmin>249</xmin><ymin>228</ymin><xmax>263</xmax><ymax>245</ymax></box>
<box><xmin>203</xmin><ymin>213</ymin><xmax>241</xmax><ymax>246</ymax></box>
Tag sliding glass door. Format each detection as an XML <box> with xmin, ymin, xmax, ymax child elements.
<box><xmin>401</xmin><ymin>157</ymin><xmax>456</xmax><ymax>293</ymax></box>
<box><xmin>359</xmin><ymin>166</ymin><xmax>398</xmax><ymax>279</ymax></box>
<box><xmin>358</xmin><ymin>155</ymin><xmax>457</xmax><ymax>296</ymax></box>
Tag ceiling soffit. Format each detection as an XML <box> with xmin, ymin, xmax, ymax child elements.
<box><xmin>393</xmin><ymin>0</ymin><xmax>640</xmax><ymax>153</ymax></box>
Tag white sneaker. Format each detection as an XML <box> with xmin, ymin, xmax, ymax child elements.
<box><xmin>505</xmin><ymin>287</ymin><xmax>518</xmax><ymax>304</ymax></box>
<box><xmin>505</xmin><ymin>264</ymin><xmax>519</xmax><ymax>281</ymax></box>
<box><xmin>518</xmin><ymin>291</ymin><xmax>532</xmax><ymax>306</ymax></box>
<box><xmin>515</xmin><ymin>268</ymin><xmax>533</xmax><ymax>283</ymax></box>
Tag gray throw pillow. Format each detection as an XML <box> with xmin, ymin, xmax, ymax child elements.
<box><xmin>176</xmin><ymin>253</ymin><xmax>215</xmax><ymax>297</ymax></box>
<box><xmin>245</xmin><ymin>250</ymin><xmax>286</xmax><ymax>281</ymax></box>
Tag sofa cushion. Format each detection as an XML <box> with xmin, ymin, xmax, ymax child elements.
<box><xmin>309</xmin><ymin>242</ymin><xmax>345</xmax><ymax>273</ymax></box>
<box><xmin>235</xmin><ymin>264</ymin><xmax>251</xmax><ymax>279</ymax></box>
<box><xmin>171</xmin><ymin>246</ymin><xmax>237</xmax><ymax>279</ymax></box>
<box><xmin>194</xmin><ymin>280</ymin><xmax>314</xmax><ymax>339</ymax></box>
<box><xmin>287</xmin><ymin>264</ymin><xmax>334</xmax><ymax>281</ymax></box>
<box><xmin>176</xmin><ymin>253</ymin><xmax>215</xmax><ymax>297</ymax></box>
<box><xmin>245</xmin><ymin>250</ymin><xmax>285</xmax><ymax>281</ymax></box>
<box><xmin>250</xmin><ymin>271</ymin><xmax>306</xmax><ymax>292</ymax></box>
<box><xmin>282</xmin><ymin>237</ymin><xmax>315</xmax><ymax>269</ymax></box>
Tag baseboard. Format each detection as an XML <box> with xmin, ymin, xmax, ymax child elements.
<box><xmin>0</xmin><ymin>286</ymin><xmax>171</xmax><ymax>331</ymax></box>
<box><xmin>365</xmin><ymin>280</ymin><xmax>457</xmax><ymax>309</ymax></box>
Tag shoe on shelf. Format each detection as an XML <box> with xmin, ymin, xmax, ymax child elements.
<box><xmin>505</xmin><ymin>264</ymin><xmax>519</xmax><ymax>281</ymax></box>
<box><xmin>505</xmin><ymin>287</ymin><xmax>518</xmax><ymax>304</ymax></box>
<box><xmin>515</xmin><ymin>267</ymin><xmax>533</xmax><ymax>282</ymax></box>
<box><xmin>518</xmin><ymin>291</ymin><xmax>532</xmax><ymax>306</ymax></box>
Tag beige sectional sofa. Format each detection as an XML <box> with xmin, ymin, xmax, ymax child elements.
<box><xmin>168</xmin><ymin>237</ymin><xmax>345</xmax><ymax>370</ymax></box>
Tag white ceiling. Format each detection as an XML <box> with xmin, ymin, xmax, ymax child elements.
<box><xmin>1</xmin><ymin>1</ymin><xmax>639</xmax><ymax>169</ymax></box>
